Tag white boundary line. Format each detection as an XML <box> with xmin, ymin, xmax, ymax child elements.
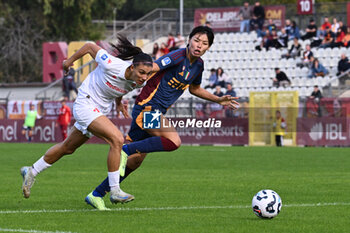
<box><xmin>0</xmin><ymin>228</ymin><xmax>75</xmax><ymax>233</ymax></box>
<box><xmin>1</xmin><ymin>202</ymin><xmax>349</xmax><ymax>214</ymax></box>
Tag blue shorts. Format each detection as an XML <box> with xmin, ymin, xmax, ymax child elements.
<box><xmin>127</xmin><ymin>104</ymin><xmax>165</xmax><ymax>142</ymax></box>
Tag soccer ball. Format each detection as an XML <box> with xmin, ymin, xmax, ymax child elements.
<box><xmin>252</xmin><ymin>189</ymin><xmax>282</xmax><ymax>219</ymax></box>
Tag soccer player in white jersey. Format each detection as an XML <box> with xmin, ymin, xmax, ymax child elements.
<box><xmin>20</xmin><ymin>35</ymin><xmax>153</xmax><ymax>210</ymax></box>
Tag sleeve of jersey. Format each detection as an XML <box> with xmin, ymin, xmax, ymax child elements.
<box><xmin>192</xmin><ymin>68</ymin><xmax>203</xmax><ymax>85</ymax></box>
<box><xmin>95</xmin><ymin>49</ymin><xmax>112</xmax><ymax>71</ymax></box>
<box><xmin>154</xmin><ymin>50</ymin><xmax>183</xmax><ymax>71</ymax></box>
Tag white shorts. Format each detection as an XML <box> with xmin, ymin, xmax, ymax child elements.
<box><xmin>73</xmin><ymin>95</ymin><xmax>105</xmax><ymax>138</ymax></box>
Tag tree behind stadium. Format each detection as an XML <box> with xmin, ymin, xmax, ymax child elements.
<box><xmin>0</xmin><ymin>0</ymin><xmax>125</xmax><ymax>83</ymax></box>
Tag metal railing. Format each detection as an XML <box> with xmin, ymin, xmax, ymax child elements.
<box><xmin>35</xmin><ymin>60</ymin><xmax>96</xmax><ymax>101</ymax></box>
<box><xmin>101</xmin><ymin>8</ymin><xmax>194</xmax><ymax>42</ymax></box>
<box><xmin>322</xmin><ymin>69</ymin><xmax>350</xmax><ymax>97</ymax></box>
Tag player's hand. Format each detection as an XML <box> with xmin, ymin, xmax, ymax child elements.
<box><xmin>218</xmin><ymin>95</ymin><xmax>240</xmax><ymax>110</ymax></box>
<box><xmin>116</xmin><ymin>102</ymin><xmax>130</xmax><ymax>118</ymax></box>
<box><xmin>62</xmin><ymin>60</ymin><xmax>71</xmax><ymax>75</ymax></box>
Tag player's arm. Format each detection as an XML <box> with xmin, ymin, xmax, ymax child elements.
<box><xmin>115</xmin><ymin>96</ymin><xmax>130</xmax><ymax>118</ymax></box>
<box><xmin>63</xmin><ymin>43</ymin><xmax>101</xmax><ymax>74</ymax></box>
<box><xmin>189</xmin><ymin>84</ymin><xmax>240</xmax><ymax>110</ymax></box>
<box><xmin>152</xmin><ymin>50</ymin><xmax>182</xmax><ymax>73</ymax></box>
<box><xmin>152</xmin><ymin>62</ymin><xmax>160</xmax><ymax>73</ymax></box>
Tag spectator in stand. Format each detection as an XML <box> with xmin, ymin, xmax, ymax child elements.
<box><xmin>289</xmin><ymin>20</ymin><xmax>301</xmax><ymax>40</ymax></box>
<box><xmin>310</xmin><ymin>85</ymin><xmax>323</xmax><ymax>100</ymax></box>
<box><xmin>151</xmin><ymin>43</ymin><xmax>161</xmax><ymax>60</ymax></box>
<box><xmin>251</xmin><ymin>2</ymin><xmax>265</xmax><ymax>36</ymax></box>
<box><xmin>264</xmin><ymin>29</ymin><xmax>278</xmax><ymax>51</ymax></box>
<box><xmin>204</xmin><ymin>68</ymin><xmax>218</xmax><ymax>89</ymax></box>
<box><xmin>267</xmin><ymin>19</ymin><xmax>276</xmax><ymax>34</ymax></box>
<box><xmin>255</xmin><ymin>29</ymin><xmax>270</xmax><ymax>51</ymax></box>
<box><xmin>318</xmin><ymin>17</ymin><xmax>332</xmax><ymax>38</ymax></box>
<box><xmin>253</xmin><ymin>2</ymin><xmax>265</xmax><ymax>30</ymax></box>
<box><xmin>22</xmin><ymin>104</ymin><xmax>42</xmax><ymax>142</ymax></box>
<box><xmin>282</xmin><ymin>38</ymin><xmax>302</xmax><ymax>59</ymax></box>
<box><xmin>297</xmin><ymin>44</ymin><xmax>314</xmax><ymax>68</ymax></box>
<box><xmin>56</xmin><ymin>97</ymin><xmax>71</xmax><ymax>141</ymax></box>
<box><xmin>174</xmin><ymin>33</ymin><xmax>186</xmax><ymax>49</ymax></box>
<box><xmin>284</xmin><ymin>19</ymin><xmax>292</xmax><ymax>36</ymax></box>
<box><xmin>225</xmin><ymin>83</ymin><xmax>236</xmax><ymax>97</ymax></box>
<box><xmin>225</xmin><ymin>83</ymin><xmax>236</xmax><ymax>117</ymax></box>
<box><xmin>331</xmin><ymin>18</ymin><xmax>339</xmax><ymax>34</ymax></box>
<box><xmin>285</xmin><ymin>19</ymin><xmax>301</xmax><ymax>40</ymax></box>
<box><xmin>277</xmin><ymin>28</ymin><xmax>288</xmax><ymax>48</ymax></box>
<box><xmin>309</xmin><ymin>85</ymin><xmax>323</xmax><ymax>117</ymax></box>
<box><xmin>342</xmin><ymin>29</ymin><xmax>350</xmax><ymax>48</ymax></box>
<box><xmin>337</xmin><ymin>54</ymin><xmax>350</xmax><ymax>76</ymax></box>
<box><xmin>239</xmin><ymin>2</ymin><xmax>252</xmax><ymax>33</ymax></box>
<box><xmin>166</xmin><ymin>33</ymin><xmax>175</xmax><ymax>51</ymax></box>
<box><xmin>213</xmin><ymin>85</ymin><xmax>224</xmax><ymax>97</ymax></box>
<box><xmin>216</xmin><ymin>67</ymin><xmax>230</xmax><ymax>88</ymax></box>
<box><xmin>301</xmin><ymin>19</ymin><xmax>317</xmax><ymax>40</ymax></box>
<box><xmin>332</xmin><ymin>27</ymin><xmax>346</xmax><ymax>48</ymax></box>
<box><xmin>338</xmin><ymin>21</ymin><xmax>347</xmax><ymax>34</ymax></box>
<box><xmin>308</xmin><ymin>58</ymin><xmax>329</xmax><ymax>78</ymax></box>
<box><xmin>63</xmin><ymin>67</ymin><xmax>78</xmax><ymax>100</ymax></box>
<box><xmin>273</xmin><ymin>68</ymin><xmax>291</xmax><ymax>87</ymax></box>
<box><xmin>210</xmin><ymin>85</ymin><xmax>224</xmax><ymax>116</ymax></box>
<box><xmin>159</xmin><ymin>42</ymin><xmax>169</xmax><ymax>56</ymax></box>
<box><xmin>319</xmin><ymin>26</ymin><xmax>335</xmax><ymax>48</ymax></box>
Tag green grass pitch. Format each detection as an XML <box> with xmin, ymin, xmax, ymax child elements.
<box><xmin>0</xmin><ymin>143</ymin><xmax>349</xmax><ymax>233</ymax></box>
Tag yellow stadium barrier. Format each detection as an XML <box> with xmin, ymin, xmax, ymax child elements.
<box><xmin>249</xmin><ymin>91</ymin><xmax>299</xmax><ymax>146</ymax></box>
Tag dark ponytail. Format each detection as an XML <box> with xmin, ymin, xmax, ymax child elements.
<box><xmin>110</xmin><ymin>35</ymin><xmax>143</xmax><ymax>60</ymax></box>
<box><xmin>110</xmin><ymin>35</ymin><xmax>153</xmax><ymax>67</ymax></box>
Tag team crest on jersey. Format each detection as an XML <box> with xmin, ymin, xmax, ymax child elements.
<box><xmin>101</xmin><ymin>54</ymin><xmax>108</xmax><ymax>60</ymax></box>
<box><xmin>161</xmin><ymin>57</ymin><xmax>171</xmax><ymax>66</ymax></box>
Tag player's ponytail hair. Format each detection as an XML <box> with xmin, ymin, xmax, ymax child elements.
<box><xmin>110</xmin><ymin>35</ymin><xmax>153</xmax><ymax>67</ymax></box>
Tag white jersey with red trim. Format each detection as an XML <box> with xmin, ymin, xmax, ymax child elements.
<box><xmin>77</xmin><ymin>48</ymin><xmax>144</xmax><ymax>115</ymax></box>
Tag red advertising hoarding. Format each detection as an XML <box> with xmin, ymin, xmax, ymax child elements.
<box><xmin>194</xmin><ymin>5</ymin><xmax>285</xmax><ymax>32</ymax></box>
<box><xmin>297</xmin><ymin>118</ymin><xmax>349</xmax><ymax>146</ymax></box>
<box><xmin>0</xmin><ymin>118</ymin><xmax>249</xmax><ymax>145</ymax></box>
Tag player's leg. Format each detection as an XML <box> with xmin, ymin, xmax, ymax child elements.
<box><xmin>28</xmin><ymin>128</ymin><xmax>33</xmax><ymax>142</ymax></box>
<box><xmin>85</xmin><ymin>114</ymin><xmax>150</xmax><ymax>209</ymax></box>
<box><xmin>92</xmin><ymin>153</ymin><xmax>147</xmax><ymax>195</ymax></box>
<box><xmin>87</xmin><ymin>115</ymin><xmax>134</xmax><ymax>204</ymax></box>
<box><xmin>123</xmin><ymin>114</ymin><xmax>181</xmax><ymax>156</ymax></box>
<box><xmin>60</xmin><ymin>124</ymin><xmax>68</xmax><ymax>140</ymax></box>
<box><xmin>86</xmin><ymin>153</ymin><xmax>146</xmax><ymax>210</ymax></box>
<box><xmin>85</xmin><ymin>109</ymin><xmax>181</xmax><ymax>209</ymax></box>
<box><xmin>21</xmin><ymin>127</ymin><xmax>89</xmax><ymax>198</ymax></box>
<box><xmin>280</xmin><ymin>136</ymin><xmax>284</xmax><ymax>147</ymax></box>
<box><xmin>275</xmin><ymin>135</ymin><xmax>281</xmax><ymax>147</ymax></box>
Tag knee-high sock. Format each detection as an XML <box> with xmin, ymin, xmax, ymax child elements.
<box><xmin>124</xmin><ymin>136</ymin><xmax>178</xmax><ymax>155</ymax></box>
<box><xmin>93</xmin><ymin>166</ymin><xmax>133</xmax><ymax>197</ymax></box>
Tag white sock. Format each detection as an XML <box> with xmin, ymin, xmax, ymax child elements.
<box><xmin>108</xmin><ymin>171</ymin><xmax>120</xmax><ymax>191</ymax></box>
<box><xmin>32</xmin><ymin>156</ymin><xmax>52</xmax><ymax>176</ymax></box>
